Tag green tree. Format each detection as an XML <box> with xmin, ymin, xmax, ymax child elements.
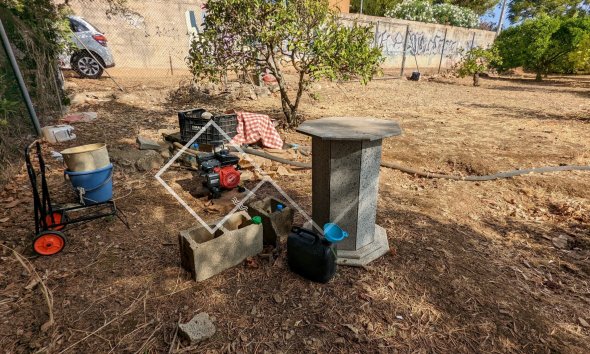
<box><xmin>457</xmin><ymin>47</ymin><xmax>502</xmax><ymax>86</ymax></box>
<box><xmin>495</xmin><ymin>16</ymin><xmax>590</xmax><ymax>80</ymax></box>
<box><xmin>187</xmin><ymin>0</ymin><xmax>383</xmax><ymax>126</ymax></box>
<box><xmin>569</xmin><ymin>33</ymin><xmax>590</xmax><ymax>71</ymax></box>
<box><xmin>509</xmin><ymin>0</ymin><xmax>589</xmax><ymax>23</ymax></box>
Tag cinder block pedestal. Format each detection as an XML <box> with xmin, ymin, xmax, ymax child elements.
<box><xmin>248</xmin><ymin>197</ymin><xmax>294</xmax><ymax>246</ymax></box>
<box><xmin>179</xmin><ymin>211</ymin><xmax>263</xmax><ymax>281</ymax></box>
<box><xmin>297</xmin><ymin>117</ymin><xmax>402</xmax><ymax>267</ymax></box>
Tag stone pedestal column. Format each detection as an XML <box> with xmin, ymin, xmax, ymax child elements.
<box><xmin>297</xmin><ymin>117</ymin><xmax>402</xmax><ymax>266</ymax></box>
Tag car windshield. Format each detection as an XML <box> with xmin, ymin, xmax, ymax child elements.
<box><xmin>80</xmin><ymin>18</ymin><xmax>103</xmax><ymax>34</ymax></box>
<box><xmin>69</xmin><ymin>18</ymin><xmax>88</xmax><ymax>32</ymax></box>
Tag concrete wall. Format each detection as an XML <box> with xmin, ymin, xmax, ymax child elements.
<box><xmin>340</xmin><ymin>14</ymin><xmax>497</xmax><ymax>74</ymax></box>
<box><xmin>61</xmin><ymin>1</ymin><xmax>494</xmax><ymax>72</ymax></box>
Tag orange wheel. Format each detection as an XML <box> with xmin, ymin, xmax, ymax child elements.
<box><xmin>33</xmin><ymin>231</ymin><xmax>66</xmax><ymax>256</ymax></box>
<box><xmin>42</xmin><ymin>212</ymin><xmax>65</xmax><ymax>231</ymax></box>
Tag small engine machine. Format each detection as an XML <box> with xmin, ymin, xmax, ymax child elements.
<box><xmin>196</xmin><ymin>147</ymin><xmax>241</xmax><ymax>199</ymax></box>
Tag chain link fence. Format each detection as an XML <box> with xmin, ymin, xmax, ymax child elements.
<box><xmin>63</xmin><ymin>0</ymin><xmax>202</xmax><ymax>76</ymax></box>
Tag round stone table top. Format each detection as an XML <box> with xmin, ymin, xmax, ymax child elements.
<box><xmin>296</xmin><ymin>117</ymin><xmax>402</xmax><ymax>141</ymax></box>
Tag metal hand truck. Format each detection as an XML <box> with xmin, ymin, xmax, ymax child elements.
<box><xmin>25</xmin><ymin>141</ymin><xmax>127</xmax><ymax>256</ymax></box>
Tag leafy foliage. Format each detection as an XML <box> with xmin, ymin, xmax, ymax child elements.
<box><xmin>495</xmin><ymin>15</ymin><xmax>590</xmax><ymax>80</ymax></box>
<box><xmin>569</xmin><ymin>33</ymin><xmax>590</xmax><ymax>71</ymax></box>
<box><xmin>187</xmin><ymin>0</ymin><xmax>383</xmax><ymax>126</ymax></box>
<box><xmin>350</xmin><ymin>0</ymin><xmax>402</xmax><ymax>16</ymax></box>
<box><xmin>435</xmin><ymin>0</ymin><xmax>500</xmax><ymax>16</ymax></box>
<box><xmin>456</xmin><ymin>47</ymin><xmax>502</xmax><ymax>86</ymax></box>
<box><xmin>350</xmin><ymin>0</ymin><xmax>498</xmax><ymax>17</ymax></box>
<box><xmin>509</xmin><ymin>0</ymin><xmax>590</xmax><ymax>23</ymax></box>
<box><xmin>385</xmin><ymin>0</ymin><xmax>480</xmax><ymax>28</ymax></box>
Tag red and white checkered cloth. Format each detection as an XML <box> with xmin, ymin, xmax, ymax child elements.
<box><xmin>230</xmin><ymin>111</ymin><xmax>283</xmax><ymax>149</ymax></box>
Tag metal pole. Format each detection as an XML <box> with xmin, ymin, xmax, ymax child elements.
<box><xmin>496</xmin><ymin>0</ymin><xmax>508</xmax><ymax>36</ymax></box>
<box><xmin>438</xmin><ymin>28</ymin><xmax>448</xmax><ymax>74</ymax></box>
<box><xmin>374</xmin><ymin>21</ymin><xmax>380</xmax><ymax>47</ymax></box>
<box><xmin>470</xmin><ymin>32</ymin><xmax>476</xmax><ymax>50</ymax></box>
<box><xmin>360</xmin><ymin>0</ymin><xmax>364</xmax><ymax>14</ymax></box>
<box><xmin>400</xmin><ymin>25</ymin><xmax>410</xmax><ymax>77</ymax></box>
<box><xmin>0</xmin><ymin>18</ymin><xmax>42</xmax><ymax>136</ymax></box>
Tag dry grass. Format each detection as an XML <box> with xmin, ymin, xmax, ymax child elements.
<box><xmin>0</xmin><ymin>68</ymin><xmax>588</xmax><ymax>353</ymax></box>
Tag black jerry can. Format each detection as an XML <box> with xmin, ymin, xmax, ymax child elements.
<box><xmin>287</xmin><ymin>227</ymin><xmax>336</xmax><ymax>283</ymax></box>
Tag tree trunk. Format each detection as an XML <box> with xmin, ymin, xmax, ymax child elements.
<box><xmin>535</xmin><ymin>71</ymin><xmax>542</xmax><ymax>81</ymax></box>
<box><xmin>473</xmin><ymin>73</ymin><xmax>480</xmax><ymax>87</ymax></box>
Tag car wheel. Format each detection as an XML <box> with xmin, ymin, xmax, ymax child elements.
<box><xmin>72</xmin><ymin>52</ymin><xmax>104</xmax><ymax>79</ymax></box>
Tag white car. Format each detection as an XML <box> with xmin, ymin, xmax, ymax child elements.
<box><xmin>61</xmin><ymin>16</ymin><xmax>115</xmax><ymax>79</ymax></box>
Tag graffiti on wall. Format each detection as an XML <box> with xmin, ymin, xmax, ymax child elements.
<box><xmin>375</xmin><ymin>27</ymin><xmax>463</xmax><ymax>57</ymax></box>
<box><xmin>340</xmin><ymin>16</ymin><xmax>494</xmax><ymax>70</ymax></box>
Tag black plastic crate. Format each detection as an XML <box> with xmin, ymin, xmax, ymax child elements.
<box><xmin>178</xmin><ymin>108</ymin><xmax>238</xmax><ymax>144</ymax></box>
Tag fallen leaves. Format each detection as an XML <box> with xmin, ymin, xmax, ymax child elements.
<box><xmin>343</xmin><ymin>324</ymin><xmax>359</xmax><ymax>335</ymax></box>
<box><xmin>4</xmin><ymin>199</ymin><xmax>22</xmax><ymax>209</ymax></box>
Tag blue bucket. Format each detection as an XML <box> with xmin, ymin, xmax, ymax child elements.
<box><xmin>323</xmin><ymin>223</ymin><xmax>349</xmax><ymax>243</ymax></box>
<box><xmin>65</xmin><ymin>164</ymin><xmax>113</xmax><ymax>205</ymax></box>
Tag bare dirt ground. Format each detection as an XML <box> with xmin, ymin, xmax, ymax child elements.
<box><xmin>1</xmin><ymin>68</ymin><xmax>589</xmax><ymax>353</ymax></box>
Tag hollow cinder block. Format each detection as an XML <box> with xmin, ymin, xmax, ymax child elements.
<box><xmin>247</xmin><ymin>197</ymin><xmax>294</xmax><ymax>246</ymax></box>
<box><xmin>179</xmin><ymin>211</ymin><xmax>263</xmax><ymax>282</ymax></box>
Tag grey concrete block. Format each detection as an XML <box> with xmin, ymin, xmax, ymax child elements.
<box><xmin>179</xmin><ymin>211</ymin><xmax>263</xmax><ymax>281</ymax></box>
<box><xmin>247</xmin><ymin>197</ymin><xmax>294</xmax><ymax>246</ymax></box>
<box><xmin>336</xmin><ymin>225</ymin><xmax>389</xmax><ymax>267</ymax></box>
<box><xmin>178</xmin><ymin>312</ymin><xmax>216</xmax><ymax>344</ymax></box>
<box><xmin>356</xmin><ymin>139</ymin><xmax>382</xmax><ymax>249</ymax></box>
<box><xmin>329</xmin><ymin>140</ymin><xmax>361</xmax><ymax>252</ymax></box>
<box><xmin>136</xmin><ymin>136</ymin><xmax>162</xmax><ymax>150</ymax></box>
<box><xmin>311</xmin><ymin>137</ymin><xmax>331</xmax><ymax>229</ymax></box>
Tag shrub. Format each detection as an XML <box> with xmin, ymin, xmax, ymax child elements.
<box><xmin>187</xmin><ymin>0</ymin><xmax>383</xmax><ymax>127</ymax></box>
<box><xmin>456</xmin><ymin>47</ymin><xmax>502</xmax><ymax>86</ymax></box>
<box><xmin>385</xmin><ymin>0</ymin><xmax>479</xmax><ymax>28</ymax></box>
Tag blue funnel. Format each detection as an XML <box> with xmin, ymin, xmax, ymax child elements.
<box><xmin>323</xmin><ymin>223</ymin><xmax>349</xmax><ymax>243</ymax></box>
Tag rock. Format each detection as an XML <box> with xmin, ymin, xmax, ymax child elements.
<box><xmin>160</xmin><ymin>149</ymin><xmax>171</xmax><ymax>159</ymax></box>
<box><xmin>136</xmin><ymin>136</ymin><xmax>162</xmax><ymax>150</ymax></box>
<box><xmin>253</xmin><ymin>86</ymin><xmax>271</xmax><ymax>97</ymax></box>
<box><xmin>299</xmin><ymin>147</ymin><xmax>311</xmax><ymax>156</ymax></box>
<box><xmin>269</xmin><ymin>84</ymin><xmax>280</xmax><ymax>93</ymax></box>
<box><xmin>135</xmin><ymin>150</ymin><xmax>164</xmax><ymax>171</ymax></box>
<box><xmin>178</xmin><ymin>313</ymin><xmax>216</xmax><ymax>344</ymax></box>
<box><xmin>552</xmin><ymin>235</ymin><xmax>571</xmax><ymax>249</ymax></box>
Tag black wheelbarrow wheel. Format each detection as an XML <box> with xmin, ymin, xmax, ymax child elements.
<box><xmin>33</xmin><ymin>231</ymin><xmax>67</xmax><ymax>256</ymax></box>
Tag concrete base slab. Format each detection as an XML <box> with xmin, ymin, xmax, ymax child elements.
<box><xmin>301</xmin><ymin>223</ymin><xmax>389</xmax><ymax>267</ymax></box>
<box><xmin>336</xmin><ymin>225</ymin><xmax>389</xmax><ymax>267</ymax></box>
